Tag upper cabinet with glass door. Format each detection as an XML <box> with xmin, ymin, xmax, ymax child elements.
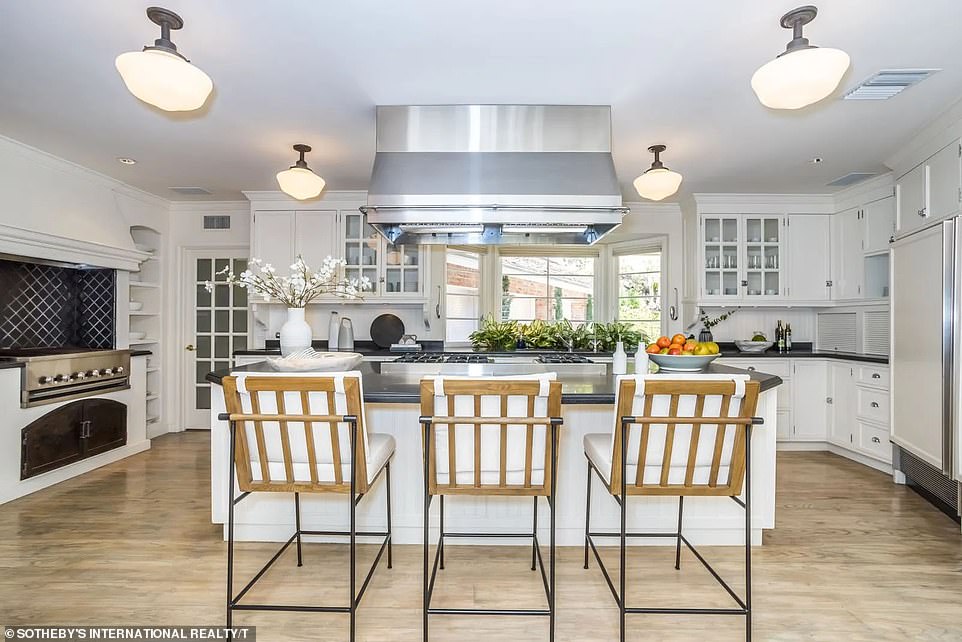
<box><xmin>700</xmin><ymin>216</ymin><xmax>740</xmax><ymax>300</ymax></box>
<box><xmin>742</xmin><ymin>216</ymin><xmax>784</xmax><ymax>299</ymax></box>
<box><xmin>341</xmin><ymin>210</ymin><xmax>380</xmax><ymax>295</ymax></box>
<box><xmin>341</xmin><ymin>209</ymin><xmax>425</xmax><ymax>299</ymax></box>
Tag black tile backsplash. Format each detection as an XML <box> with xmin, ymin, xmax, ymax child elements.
<box><xmin>0</xmin><ymin>259</ymin><xmax>115</xmax><ymax>349</ymax></box>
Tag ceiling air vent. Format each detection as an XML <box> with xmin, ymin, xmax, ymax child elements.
<box><xmin>203</xmin><ymin>215</ymin><xmax>231</xmax><ymax>230</ymax></box>
<box><xmin>169</xmin><ymin>186</ymin><xmax>212</xmax><ymax>196</ymax></box>
<box><xmin>827</xmin><ymin>172</ymin><xmax>877</xmax><ymax>187</ymax></box>
<box><xmin>843</xmin><ymin>69</ymin><xmax>940</xmax><ymax>100</ymax></box>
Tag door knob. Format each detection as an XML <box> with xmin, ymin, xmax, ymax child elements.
<box><xmin>185</xmin><ymin>344</ymin><xmax>195</xmax><ymax>351</ymax></box>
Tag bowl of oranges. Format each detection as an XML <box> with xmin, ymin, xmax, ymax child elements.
<box><xmin>644</xmin><ymin>334</ymin><xmax>721</xmax><ymax>372</ymax></box>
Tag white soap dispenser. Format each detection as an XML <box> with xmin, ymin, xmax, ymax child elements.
<box><xmin>328</xmin><ymin>311</ymin><xmax>340</xmax><ymax>351</ymax></box>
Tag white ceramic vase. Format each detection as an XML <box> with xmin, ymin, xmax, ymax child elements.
<box><xmin>280</xmin><ymin>307</ymin><xmax>312</xmax><ymax>356</ymax></box>
<box><xmin>612</xmin><ymin>341</ymin><xmax>628</xmax><ymax>375</ymax></box>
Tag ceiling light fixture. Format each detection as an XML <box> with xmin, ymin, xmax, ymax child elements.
<box><xmin>115</xmin><ymin>7</ymin><xmax>213</xmax><ymax>112</ymax></box>
<box><xmin>751</xmin><ymin>5</ymin><xmax>850</xmax><ymax>110</ymax></box>
<box><xmin>633</xmin><ymin>145</ymin><xmax>683</xmax><ymax>201</ymax></box>
<box><xmin>276</xmin><ymin>144</ymin><xmax>326</xmax><ymax>200</ymax></box>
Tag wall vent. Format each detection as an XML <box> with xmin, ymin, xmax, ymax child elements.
<box><xmin>203</xmin><ymin>215</ymin><xmax>231</xmax><ymax>230</ymax></box>
<box><xmin>169</xmin><ymin>186</ymin><xmax>212</xmax><ymax>196</ymax></box>
<box><xmin>827</xmin><ymin>172</ymin><xmax>877</xmax><ymax>187</ymax></box>
<box><xmin>843</xmin><ymin>69</ymin><xmax>940</xmax><ymax>101</ymax></box>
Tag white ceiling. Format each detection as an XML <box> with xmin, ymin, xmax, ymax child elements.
<box><xmin>1</xmin><ymin>0</ymin><xmax>961</xmax><ymax>201</ymax></box>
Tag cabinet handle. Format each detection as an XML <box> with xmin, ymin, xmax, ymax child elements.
<box><xmin>871</xmin><ymin>436</ymin><xmax>881</xmax><ymax>444</ymax></box>
<box><xmin>741</xmin><ymin>280</ymin><xmax>748</xmax><ymax>287</ymax></box>
<box><xmin>826</xmin><ymin>280</ymin><xmax>833</xmax><ymax>287</ymax></box>
<box><xmin>826</xmin><ymin>397</ymin><xmax>833</xmax><ymax>405</ymax></box>
<box><xmin>870</xmin><ymin>401</ymin><xmax>879</xmax><ymax>408</ymax></box>
<box><xmin>747</xmin><ymin>366</ymin><xmax>756</xmax><ymax>371</ymax></box>
<box><xmin>918</xmin><ymin>208</ymin><xmax>927</xmax><ymax>217</ymax></box>
<box><xmin>871</xmin><ymin>373</ymin><xmax>881</xmax><ymax>379</ymax></box>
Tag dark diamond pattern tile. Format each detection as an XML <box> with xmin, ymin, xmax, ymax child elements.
<box><xmin>0</xmin><ymin>260</ymin><xmax>115</xmax><ymax>349</ymax></box>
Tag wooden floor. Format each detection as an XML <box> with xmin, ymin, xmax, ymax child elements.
<box><xmin>2</xmin><ymin>433</ymin><xmax>961</xmax><ymax>641</ymax></box>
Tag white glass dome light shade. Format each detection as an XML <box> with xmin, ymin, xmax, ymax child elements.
<box><xmin>277</xmin><ymin>145</ymin><xmax>327</xmax><ymax>200</ymax></box>
<box><xmin>115</xmin><ymin>49</ymin><xmax>213</xmax><ymax>112</ymax></box>
<box><xmin>633</xmin><ymin>144</ymin><xmax>683</xmax><ymax>201</ymax></box>
<box><xmin>752</xmin><ymin>5</ymin><xmax>851</xmax><ymax>110</ymax></box>
<box><xmin>751</xmin><ymin>46</ymin><xmax>850</xmax><ymax>110</ymax></box>
<box><xmin>115</xmin><ymin>7</ymin><xmax>213</xmax><ymax>113</ymax></box>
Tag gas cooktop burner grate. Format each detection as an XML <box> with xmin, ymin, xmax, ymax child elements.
<box><xmin>392</xmin><ymin>352</ymin><xmax>493</xmax><ymax>364</ymax></box>
<box><xmin>535</xmin><ymin>353</ymin><xmax>594</xmax><ymax>364</ymax></box>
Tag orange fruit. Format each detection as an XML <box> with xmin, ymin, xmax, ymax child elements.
<box><xmin>646</xmin><ymin>343</ymin><xmax>661</xmax><ymax>354</ymax></box>
<box><xmin>671</xmin><ymin>334</ymin><xmax>686</xmax><ymax>345</ymax></box>
<box><xmin>667</xmin><ymin>346</ymin><xmax>683</xmax><ymax>355</ymax></box>
<box><xmin>656</xmin><ymin>336</ymin><xmax>671</xmax><ymax>349</ymax></box>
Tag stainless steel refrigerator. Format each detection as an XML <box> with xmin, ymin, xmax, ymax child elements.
<box><xmin>891</xmin><ymin>216</ymin><xmax>961</xmax><ymax>515</ymax></box>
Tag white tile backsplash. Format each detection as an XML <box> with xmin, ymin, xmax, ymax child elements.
<box><xmin>250</xmin><ymin>302</ymin><xmax>441</xmax><ymax>346</ymax></box>
<box><xmin>692</xmin><ymin>307</ymin><xmax>816</xmax><ymax>342</ymax></box>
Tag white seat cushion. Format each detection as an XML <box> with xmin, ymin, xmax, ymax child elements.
<box><xmin>250</xmin><ymin>432</ymin><xmax>395</xmax><ymax>485</ymax></box>
<box><xmin>583</xmin><ymin>433</ymin><xmax>730</xmax><ymax>487</ymax></box>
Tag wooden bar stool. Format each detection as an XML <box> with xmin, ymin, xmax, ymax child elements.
<box><xmin>418</xmin><ymin>374</ymin><xmax>563</xmax><ymax>641</ymax></box>
<box><xmin>220</xmin><ymin>371</ymin><xmax>394</xmax><ymax>641</ymax></box>
<box><xmin>582</xmin><ymin>374</ymin><xmax>762</xmax><ymax>641</ymax></box>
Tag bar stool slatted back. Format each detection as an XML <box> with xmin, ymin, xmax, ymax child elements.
<box><xmin>418</xmin><ymin>374</ymin><xmax>563</xmax><ymax>641</ymax></box>
<box><xmin>582</xmin><ymin>374</ymin><xmax>762</xmax><ymax>642</ymax></box>
<box><xmin>220</xmin><ymin>372</ymin><xmax>394</xmax><ymax>641</ymax></box>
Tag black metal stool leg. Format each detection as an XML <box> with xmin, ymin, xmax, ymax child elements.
<box><xmin>439</xmin><ymin>494</ymin><xmax>445</xmax><ymax>570</ymax></box>
<box><xmin>674</xmin><ymin>496</ymin><xmax>684</xmax><ymax>571</ymax></box>
<box><xmin>349</xmin><ymin>426</ymin><xmax>357</xmax><ymax>642</ymax></box>
<box><xmin>532</xmin><ymin>495</ymin><xmax>538</xmax><ymax>571</ymax></box>
<box><xmin>745</xmin><ymin>426</ymin><xmax>753</xmax><ymax>642</ymax></box>
<box><xmin>583</xmin><ymin>460</ymin><xmax>592</xmax><ymax>569</ymax></box>
<box><xmin>386</xmin><ymin>461</ymin><xmax>393</xmax><ymax>569</ymax></box>
<box><xmin>226</xmin><ymin>421</ymin><xmax>236</xmax><ymax>628</ymax></box>
<box><xmin>422</xmin><ymin>420</ymin><xmax>431</xmax><ymax>642</ymax></box>
<box><xmin>619</xmin><ymin>420</ymin><xmax>628</xmax><ymax>642</ymax></box>
<box><xmin>294</xmin><ymin>492</ymin><xmax>303</xmax><ymax>568</ymax></box>
<box><xmin>549</xmin><ymin>426</ymin><xmax>558</xmax><ymax>642</ymax></box>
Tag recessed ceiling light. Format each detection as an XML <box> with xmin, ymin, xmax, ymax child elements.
<box><xmin>117</xmin><ymin>157</ymin><xmax>137</xmax><ymax>165</ymax></box>
<box><xmin>810</xmin><ymin>157</ymin><xmax>823</xmax><ymax>164</ymax></box>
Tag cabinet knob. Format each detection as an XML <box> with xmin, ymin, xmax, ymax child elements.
<box><xmin>870</xmin><ymin>401</ymin><xmax>879</xmax><ymax>408</ymax></box>
<box><xmin>871</xmin><ymin>436</ymin><xmax>881</xmax><ymax>444</ymax></box>
<box><xmin>826</xmin><ymin>280</ymin><xmax>833</xmax><ymax>287</ymax></box>
<box><xmin>747</xmin><ymin>366</ymin><xmax>756</xmax><ymax>371</ymax></box>
<box><xmin>871</xmin><ymin>373</ymin><xmax>881</xmax><ymax>379</ymax></box>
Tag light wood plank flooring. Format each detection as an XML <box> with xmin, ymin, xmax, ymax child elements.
<box><xmin>2</xmin><ymin>432</ymin><xmax>961</xmax><ymax>640</ymax></box>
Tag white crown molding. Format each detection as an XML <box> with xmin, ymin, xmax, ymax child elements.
<box><xmin>692</xmin><ymin>193</ymin><xmax>835</xmax><ymax>214</ymax></box>
<box><xmin>243</xmin><ymin>190</ymin><xmax>368</xmax><ymax>206</ymax></box>
<box><xmin>0</xmin><ymin>134</ymin><xmax>170</xmax><ymax>210</ymax></box>
<box><xmin>0</xmin><ymin>223</ymin><xmax>151</xmax><ymax>271</ymax></box>
<box><xmin>884</xmin><ymin>96</ymin><xmax>962</xmax><ymax>176</ymax></box>
<box><xmin>168</xmin><ymin>200</ymin><xmax>249</xmax><ymax>213</ymax></box>
<box><xmin>831</xmin><ymin>173</ymin><xmax>895</xmax><ymax>212</ymax></box>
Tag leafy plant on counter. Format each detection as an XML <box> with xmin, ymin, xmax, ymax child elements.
<box><xmin>469</xmin><ymin>316</ymin><xmax>520</xmax><ymax>351</ymax></box>
<box><xmin>699</xmin><ymin>308</ymin><xmax>737</xmax><ymax>330</ymax></box>
<box><xmin>592</xmin><ymin>321</ymin><xmax>646</xmax><ymax>352</ymax></box>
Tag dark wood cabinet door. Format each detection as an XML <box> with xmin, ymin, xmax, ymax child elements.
<box><xmin>82</xmin><ymin>399</ymin><xmax>127</xmax><ymax>457</ymax></box>
<box><xmin>21</xmin><ymin>401</ymin><xmax>84</xmax><ymax>479</ymax></box>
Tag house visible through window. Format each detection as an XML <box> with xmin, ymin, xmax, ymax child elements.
<box><xmin>616</xmin><ymin>249</ymin><xmax>662</xmax><ymax>338</ymax></box>
<box><xmin>445</xmin><ymin>249</ymin><xmax>482</xmax><ymax>343</ymax></box>
<box><xmin>500</xmin><ymin>255</ymin><xmax>595</xmax><ymax>323</ymax></box>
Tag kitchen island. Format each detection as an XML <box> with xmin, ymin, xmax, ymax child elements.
<box><xmin>207</xmin><ymin>360</ymin><xmax>782</xmax><ymax>546</ymax></box>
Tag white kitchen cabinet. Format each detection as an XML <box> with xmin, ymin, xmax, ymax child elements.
<box><xmin>896</xmin><ymin>163</ymin><xmax>928</xmax><ymax>235</ymax></box>
<box><xmin>742</xmin><ymin>215</ymin><xmax>785</xmax><ymax>300</ymax></box>
<box><xmin>251</xmin><ymin>211</ymin><xmax>295</xmax><ymax>273</ymax></box>
<box><xmin>294</xmin><ymin>210</ymin><xmax>338</xmax><ymax>270</ymax></box>
<box><xmin>786</xmin><ymin>214</ymin><xmax>831</xmax><ymax>301</ymax></box>
<box><xmin>790</xmin><ymin>360</ymin><xmax>828</xmax><ymax>441</ymax></box>
<box><xmin>831</xmin><ymin>207</ymin><xmax>864</xmax><ymax>300</ymax></box>
<box><xmin>926</xmin><ymin>139</ymin><xmax>961</xmax><ymax>221</ymax></box>
<box><xmin>699</xmin><ymin>215</ymin><xmax>742</xmax><ymax>301</ymax></box>
<box><xmin>863</xmin><ymin>196</ymin><xmax>896</xmax><ymax>254</ymax></box>
<box><xmin>828</xmin><ymin>362</ymin><xmax>855</xmax><ymax>447</ymax></box>
<box><xmin>340</xmin><ymin>209</ymin><xmax>426</xmax><ymax>298</ymax></box>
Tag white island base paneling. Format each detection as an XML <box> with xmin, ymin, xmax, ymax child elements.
<box><xmin>210</xmin><ymin>385</ymin><xmax>777</xmax><ymax>547</ymax></box>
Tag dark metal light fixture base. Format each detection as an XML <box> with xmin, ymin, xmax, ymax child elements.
<box><xmin>146</xmin><ymin>7</ymin><xmax>184</xmax><ymax>31</ymax></box>
<box><xmin>291</xmin><ymin>144</ymin><xmax>313</xmax><ymax>170</ymax></box>
<box><xmin>780</xmin><ymin>5</ymin><xmax>817</xmax><ymax>29</ymax></box>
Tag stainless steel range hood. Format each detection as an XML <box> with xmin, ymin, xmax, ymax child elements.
<box><xmin>362</xmin><ymin>105</ymin><xmax>627</xmax><ymax>245</ymax></box>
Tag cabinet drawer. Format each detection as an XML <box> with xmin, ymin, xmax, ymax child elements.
<box><xmin>856</xmin><ymin>365</ymin><xmax>889</xmax><ymax>389</ymax></box>
<box><xmin>857</xmin><ymin>421</ymin><xmax>892</xmax><ymax>463</ymax></box>
<box><xmin>856</xmin><ymin>388</ymin><xmax>889</xmax><ymax>424</ymax></box>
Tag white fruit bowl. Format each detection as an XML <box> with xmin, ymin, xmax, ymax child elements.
<box><xmin>648</xmin><ymin>353</ymin><xmax>720</xmax><ymax>372</ymax></box>
<box><xmin>734</xmin><ymin>340</ymin><xmax>774</xmax><ymax>353</ymax></box>
<box><xmin>267</xmin><ymin>351</ymin><xmax>363</xmax><ymax>372</ymax></box>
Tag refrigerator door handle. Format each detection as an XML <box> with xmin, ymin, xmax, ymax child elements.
<box><xmin>942</xmin><ymin>218</ymin><xmax>956</xmax><ymax>477</ymax></box>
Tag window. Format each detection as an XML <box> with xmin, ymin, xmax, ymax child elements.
<box><xmin>616</xmin><ymin>248</ymin><xmax>662</xmax><ymax>338</ymax></box>
<box><xmin>500</xmin><ymin>255</ymin><xmax>595</xmax><ymax>323</ymax></box>
<box><xmin>445</xmin><ymin>249</ymin><xmax>482</xmax><ymax>343</ymax></box>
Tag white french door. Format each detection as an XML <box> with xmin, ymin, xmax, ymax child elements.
<box><xmin>182</xmin><ymin>248</ymin><xmax>249</xmax><ymax>430</ymax></box>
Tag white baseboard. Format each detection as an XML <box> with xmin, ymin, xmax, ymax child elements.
<box><xmin>777</xmin><ymin>441</ymin><xmax>892</xmax><ymax>474</ymax></box>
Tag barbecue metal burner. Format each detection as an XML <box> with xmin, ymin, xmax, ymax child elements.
<box><xmin>535</xmin><ymin>353</ymin><xmax>594</xmax><ymax>364</ymax></box>
<box><xmin>0</xmin><ymin>348</ymin><xmax>131</xmax><ymax>407</ymax></box>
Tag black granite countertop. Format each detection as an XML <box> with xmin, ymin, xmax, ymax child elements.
<box><xmin>207</xmin><ymin>360</ymin><xmax>782</xmax><ymax>405</ymax></box>
<box><xmin>714</xmin><ymin>343</ymin><xmax>888</xmax><ymax>364</ymax></box>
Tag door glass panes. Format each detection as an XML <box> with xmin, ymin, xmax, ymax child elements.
<box><xmin>194</xmin><ymin>256</ymin><xmax>248</xmax><ymax>411</ymax></box>
<box><xmin>617</xmin><ymin>250</ymin><xmax>662</xmax><ymax>339</ymax></box>
<box><xmin>445</xmin><ymin>249</ymin><xmax>482</xmax><ymax>343</ymax></box>
<box><xmin>500</xmin><ymin>255</ymin><xmax>595</xmax><ymax>323</ymax></box>
<box><xmin>382</xmin><ymin>242</ymin><xmax>420</xmax><ymax>294</ymax></box>
<box><xmin>703</xmin><ymin>217</ymin><xmax>740</xmax><ymax>297</ymax></box>
<box><xmin>744</xmin><ymin>217</ymin><xmax>780</xmax><ymax>297</ymax></box>
<box><xmin>343</xmin><ymin>213</ymin><xmax>380</xmax><ymax>294</ymax></box>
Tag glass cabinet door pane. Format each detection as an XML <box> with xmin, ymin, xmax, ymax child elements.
<box><xmin>385</xmin><ymin>268</ymin><xmax>401</xmax><ymax>293</ymax></box>
<box><xmin>404</xmin><ymin>245</ymin><xmax>419</xmax><ymax>266</ymax></box>
<box><xmin>385</xmin><ymin>246</ymin><xmax>401</xmax><ymax>266</ymax></box>
<box><xmin>764</xmin><ymin>218</ymin><xmax>779</xmax><ymax>242</ymax></box>
<box><xmin>403</xmin><ymin>269</ymin><xmax>419</xmax><ymax>292</ymax></box>
<box><xmin>722</xmin><ymin>219</ymin><xmax>738</xmax><ymax>243</ymax></box>
<box><xmin>345</xmin><ymin>214</ymin><xmax>361</xmax><ymax>239</ymax></box>
<box><xmin>362</xmin><ymin>240</ymin><xmax>378</xmax><ymax>265</ymax></box>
